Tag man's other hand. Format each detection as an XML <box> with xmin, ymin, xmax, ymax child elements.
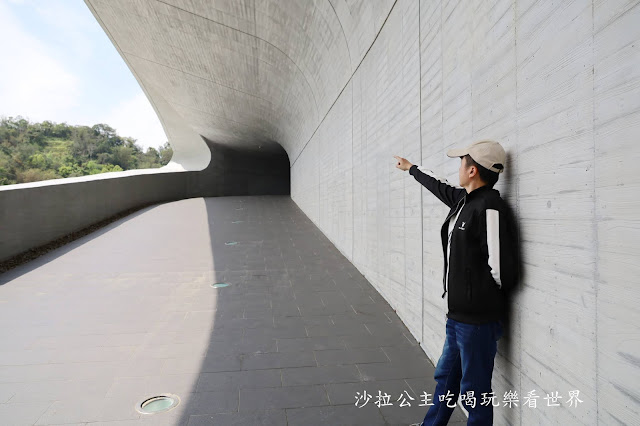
<box><xmin>394</xmin><ymin>156</ymin><xmax>413</xmax><ymax>171</ymax></box>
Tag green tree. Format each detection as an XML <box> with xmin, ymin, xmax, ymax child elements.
<box><xmin>51</xmin><ymin>122</ymin><xmax>71</xmax><ymax>138</ymax></box>
<box><xmin>28</xmin><ymin>153</ymin><xmax>51</xmax><ymax>169</ymax></box>
<box><xmin>91</xmin><ymin>123</ymin><xmax>117</xmax><ymax>140</ymax></box>
<box><xmin>0</xmin><ymin>150</ymin><xmax>16</xmax><ymax>184</ymax></box>
<box><xmin>136</xmin><ymin>146</ymin><xmax>160</xmax><ymax>168</ymax></box>
<box><xmin>13</xmin><ymin>143</ymin><xmax>38</xmax><ymax>168</ymax></box>
<box><xmin>17</xmin><ymin>168</ymin><xmax>59</xmax><ymax>183</ymax></box>
<box><xmin>85</xmin><ymin>160</ymin><xmax>102</xmax><ymax>175</ymax></box>
<box><xmin>57</xmin><ymin>157</ymin><xmax>86</xmax><ymax>177</ymax></box>
<box><xmin>95</xmin><ymin>152</ymin><xmax>111</xmax><ymax>164</ymax></box>
<box><xmin>100</xmin><ymin>164</ymin><xmax>123</xmax><ymax>173</ymax></box>
<box><xmin>1</xmin><ymin>118</ymin><xmax>169</xmax><ymax>185</ymax></box>
<box><xmin>71</xmin><ymin>126</ymin><xmax>92</xmax><ymax>161</ymax></box>
<box><xmin>111</xmin><ymin>145</ymin><xmax>137</xmax><ymax>170</ymax></box>
<box><xmin>159</xmin><ymin>141</ymin><xmax>173</xmax><ymax>165</ymax></box>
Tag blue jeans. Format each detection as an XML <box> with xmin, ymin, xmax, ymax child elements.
<box><xmin>421</xmin><ymin>318</ymin><xmax>504</xmax><ymax>426</ymax></box>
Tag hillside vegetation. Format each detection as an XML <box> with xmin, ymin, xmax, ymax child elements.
<box><xmin>0</xmin><ymin>116</ymin><xmax>173</xmax><ymax>186</ymax></box>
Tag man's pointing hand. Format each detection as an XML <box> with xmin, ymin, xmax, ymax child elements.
<box><xmin>394</xmin><ymin>156</ymin><xmax>413</xmax><ymax>171</ymax></box>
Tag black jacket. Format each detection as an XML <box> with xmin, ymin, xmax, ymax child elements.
<box><xmin>409</xmin><ymin>164</ymin><xmax>519</xmax><ymax>324</ymax></box>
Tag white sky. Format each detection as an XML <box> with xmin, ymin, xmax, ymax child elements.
<box><xmin>0</xmin><ymin>0</ymin><xmax>167</xmax><ymax>151</ymax></box>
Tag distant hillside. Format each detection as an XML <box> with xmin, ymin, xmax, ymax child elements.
<box><xmin>0</xmin><ymin>116</ymin><xmax>173</xmax><ymax>185</ymax></box>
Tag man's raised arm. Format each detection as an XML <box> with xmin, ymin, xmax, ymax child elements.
<box><xmin>408</xmin><ymin>165</ymin><xmax>465</xmax><ymax>208</ymax></box>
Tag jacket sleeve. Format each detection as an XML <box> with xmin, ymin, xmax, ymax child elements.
<box><xmin>479</xmin><ymin>207</ymin><xmax>519</xmax><ymax>292</ymax></box>
<box><xmin>409</xmin><ymin>164</ymin><xmax>466</xmax><ymax>208</ymax></box>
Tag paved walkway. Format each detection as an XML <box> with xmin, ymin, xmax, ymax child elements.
<box><xmin>0</xmin><ymin>196</ymin><xmax>467</xmax><ymax>425</ymax></box>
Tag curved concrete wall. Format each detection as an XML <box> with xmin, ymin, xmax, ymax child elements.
<box><xmin>291</xmin><ymin>1</ymin><xmax>640</xmax><ymax>425</ymax></box>
<box><xmin>0</xmin><ymin>140</ymin><xmax>289</xmax><ymax>262</ymax></box>
<box><xmin>4</xmin><ymin>0</ymin><xmax>635</xmax><ymax>424</ymax></box>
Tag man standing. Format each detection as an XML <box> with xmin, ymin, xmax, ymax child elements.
<box><xmin>394</xmin><ymin>140</ymin><xmax>519</xmax><ymax>425</ymax></box>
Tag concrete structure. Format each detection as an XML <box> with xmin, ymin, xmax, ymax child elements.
<box><xmin>0</xmin><ymin>142</ymin><xmax>289</xmax><ymax>262</ymax></box>
<box><xmin>0</xmin><ymin>0</ymin><xmax>638</xmax><ymax>424</ymax></box>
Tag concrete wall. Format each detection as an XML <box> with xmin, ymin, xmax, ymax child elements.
<box><xmin>0</xmin><ymin>169</ymin><xmax>186</xmax><ymax>264</ymax></box>
<box><xmin>0</xmin><ymin>140</ymin><xmax>289</xmax><ymax>262</ymax></box>
<box><xmin>290</xmin><ymin>1</ymin><xmax>639</xmax><ymax>424</ymax></box>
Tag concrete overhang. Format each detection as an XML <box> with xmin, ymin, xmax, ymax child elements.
<box><xmin>83</xmin><ymin>0</ymin><xmax>394</xmax><ymax>170</ymax></box>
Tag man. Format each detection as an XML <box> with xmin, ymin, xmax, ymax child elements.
<box><xmin>394</xmin><ymin>140</ymin><xmax>519</xmax><ymax>425</ymax></box>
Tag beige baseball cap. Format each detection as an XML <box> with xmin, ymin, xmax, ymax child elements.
<box><xmin>446</xmin><ymin>140</ymin><xmax>506</xmax><ymax>174</ymax></box>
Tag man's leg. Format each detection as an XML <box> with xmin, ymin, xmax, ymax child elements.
<box><xmin>421</xmin><ymin>319</ymin><xmax>462</xmax><ymax>426</ymax></box>
<box><xmin>457</xmin><ymin>320</ymin><xmax>503</xmax><ymax>425</ymax></box>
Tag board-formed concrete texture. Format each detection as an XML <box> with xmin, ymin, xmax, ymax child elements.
<box><xmin>64</xmin><ymin>0</ymin><xmax>638</xmax><ymax>424</ymax></box>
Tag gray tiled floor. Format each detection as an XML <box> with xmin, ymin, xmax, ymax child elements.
<box><xmin>0</xmin><ymin>196</ymin><xmax>467</xmax><ymax>425</ymax></box>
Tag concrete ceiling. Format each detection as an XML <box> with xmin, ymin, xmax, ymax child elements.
<box><xmin>85</xmin><ymin>0</ymin><xmax>394</xmax><ymax>169</ymax></box>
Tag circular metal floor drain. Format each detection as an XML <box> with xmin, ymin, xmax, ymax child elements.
<box><xmin>212</xmin><ymin>282</ymin><xmax>232</xmax><ymax>288</ymax></box>
<box><xmin>136</xmin><ymin>394</ymin><xmax>180</xmax><ymax>415</ymax></box>
<box><xmin>225</xmin><ymin>241</ymin><xmax>238</xmax><ymax>245</ymax></box>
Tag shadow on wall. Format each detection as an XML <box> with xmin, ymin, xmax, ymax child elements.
<box><xmin>186</xmin><ymin>139</ymin><xmax>291</xmax><ymax>198</ymax></box>
<box><xmin>497</xmin><ymin>150</ymin><xmax>525</xmax><ymax>426</ymax></box>
<box><xmin>501</xmin><ymin>150</ymin><xmax>525</xmax><ymax>325</ymax></box>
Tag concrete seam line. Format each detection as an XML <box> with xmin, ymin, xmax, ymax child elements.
<box><xmin>290</xmin><ymin>0</ymin><xmax>400</xmax><ymax>169</ymax></box>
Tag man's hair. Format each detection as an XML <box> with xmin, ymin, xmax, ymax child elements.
<box><xmin>463</xmin><ymin>154</ymin><xmax>499</xmax><ymax>188</ymax></box>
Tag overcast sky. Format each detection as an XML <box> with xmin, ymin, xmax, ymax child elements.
<box><xmin>0</xmin><ymin>0</ymin><xmax>167</xmax><ymax>151</ymax></box>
